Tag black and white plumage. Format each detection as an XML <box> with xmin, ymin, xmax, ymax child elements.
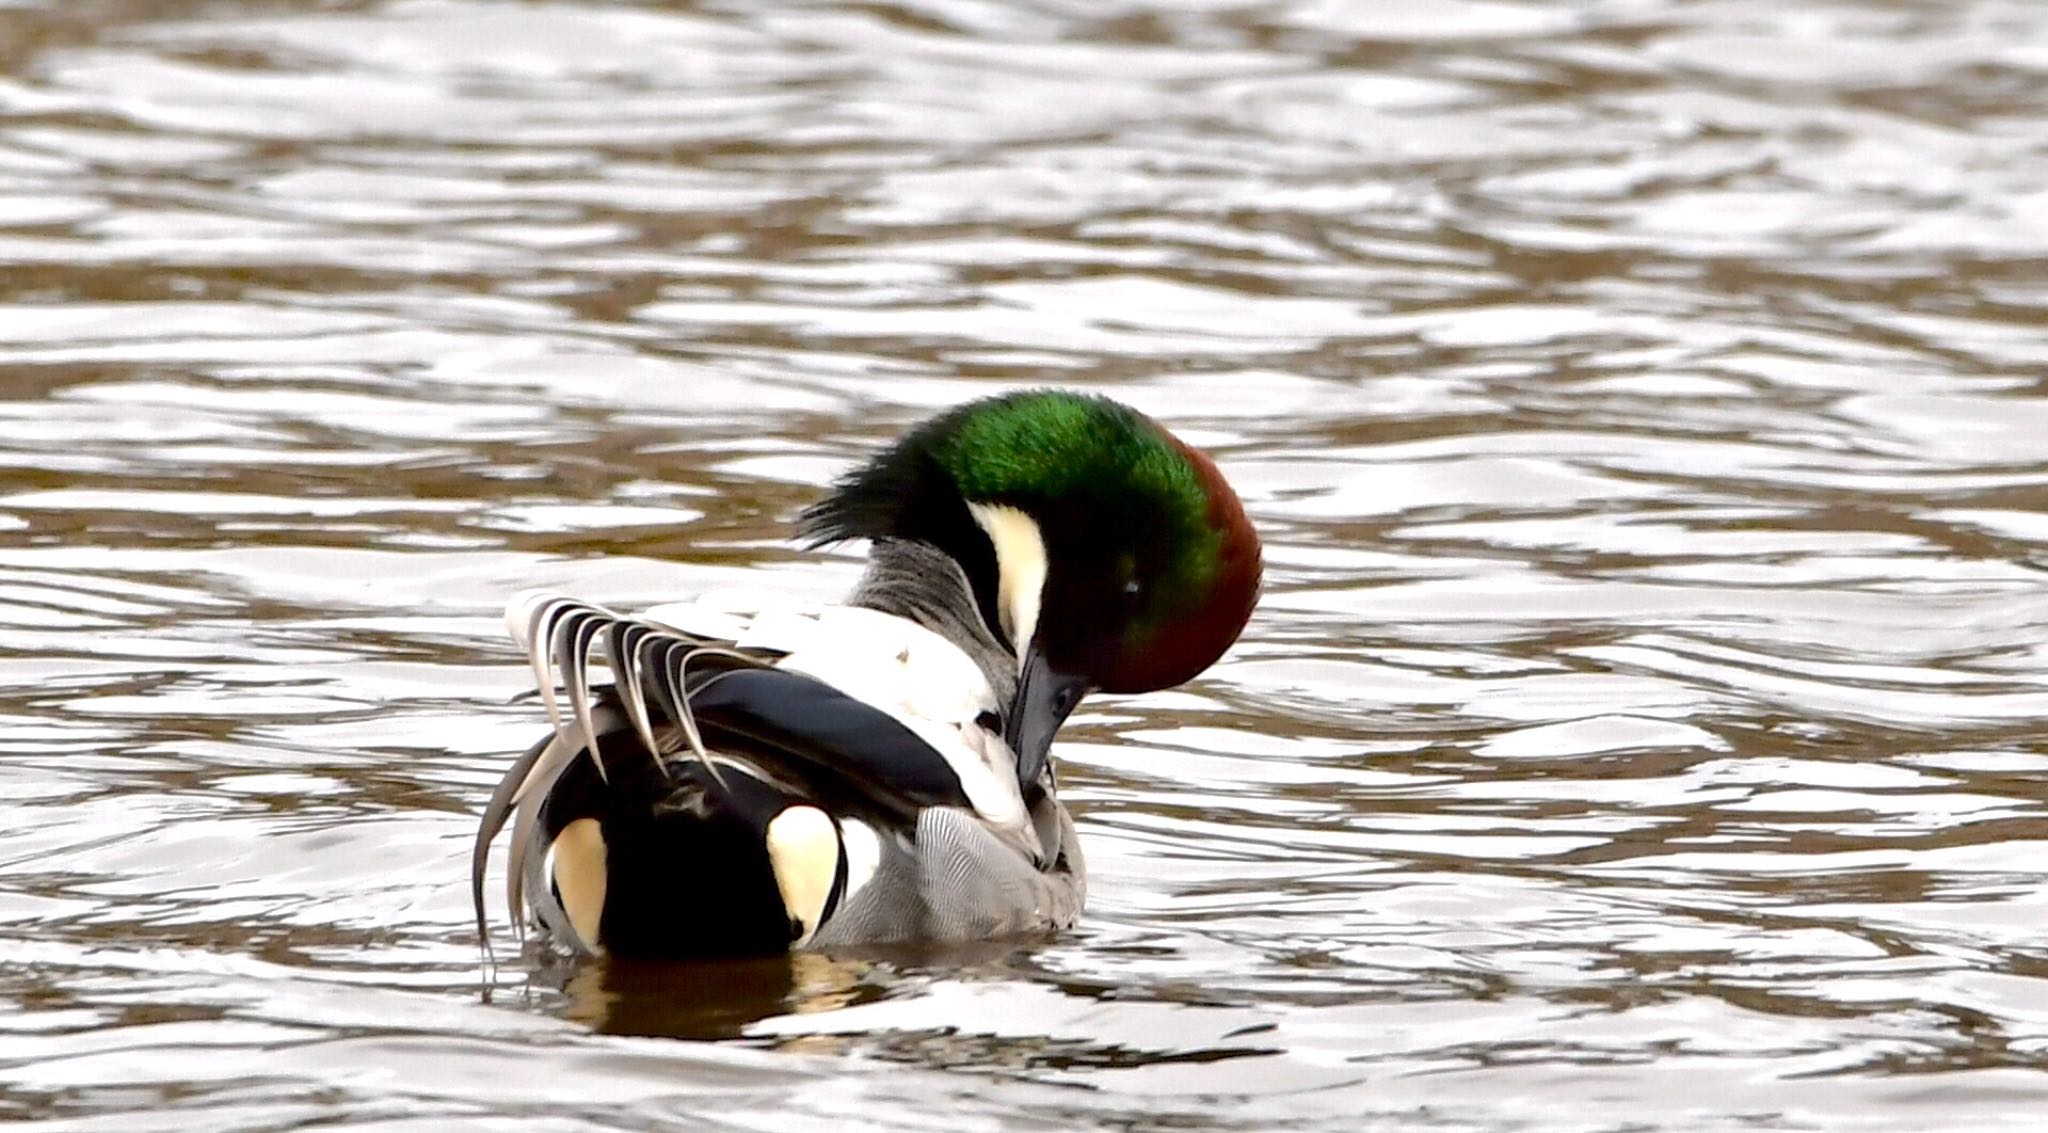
<box><xmin>472</xmin><ymin>540</ymin><xmax>1083</xmax><ymax>958</ymax></box>
<box><xmin>472</xmin><ymin>390</ymin><xmax>1261</xmax><ymax>959</ymax></box>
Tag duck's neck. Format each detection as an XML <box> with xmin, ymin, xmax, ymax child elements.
<box><xmin>850</xmin><ymin>538</ymin><xmax>1018</xmax><ymax>699</ymax></box>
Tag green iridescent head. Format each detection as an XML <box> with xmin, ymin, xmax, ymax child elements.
<box><xmin>800</xmin><ymin>390</ymin><xmax>1262</xmax><ymax>696</ymax></box>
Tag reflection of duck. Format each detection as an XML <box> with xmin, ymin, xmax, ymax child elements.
<box><xmin>473</xmin><ymin>392</ymin><xmax>1261</xmax><ymax>958</ymax></box>
<box><xmin>562</xmin><ymin>951</ymin><xmax>876</xmax><ymax>1040</ymax></box>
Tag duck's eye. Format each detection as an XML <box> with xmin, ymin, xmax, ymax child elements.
<box><xmin>1115</xmin><ymin>552</ymin><xmax>1142</xmax><ymax>609</ymax></box>
<box><xmin>1121</xmin><ymin>578</ymin><xmax>1144</xmax><ymax>610</ymax></box>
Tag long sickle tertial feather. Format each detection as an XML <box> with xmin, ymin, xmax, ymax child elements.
<box><xmin>503</xmin><ymin>732</ymin><xmax>562</xmax><ymax>941</ymax></box>
<box><xmin>554</xmin><ymin>603</ymin><xmax>610</xmax><ymax>780</ymax></box>
<box><xmin>606</xmin><ymin>619</ymin><xmax>665</xmax><ymax>769</ymax></box>
<box><xmin>509</xmin><ymin>592</ymin><xmax>651</xmax><ymax>782</ymax></box>
<box><xmin>664</xmin><ymin>643</ymin><xmax>768</xmax><ymax>793</ymax></box>
<box><xmin>481</xmin><ymin>592</ymin><xmax>780</xmax><ymax>944</ymax></box>
<box><xmin>472</xmin><ymin>730</ymin><xmax>553</xmax><ymax>953</ymax></box>
<box><xmin>638</xmin><ymin>634</ymin><xmax>693</xmax><ymax>758</ymax></box>
<box><xmin>472</xmin><ymin>718</ymin><xmax>594</xmax><ymax>947</ymax></box>
<box><xmin>508</xmin><ymin>592</ymin><xmax>571</xmax><ymax>737</ymax></box>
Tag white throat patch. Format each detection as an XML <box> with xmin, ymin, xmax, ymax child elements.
<box><xmin>966</xmin><ymin>501</ymin><xmax>1048</xmax><ymax>659</ymax></box>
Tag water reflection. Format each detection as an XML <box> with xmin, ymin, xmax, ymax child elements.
<box><xmin>558</xmin><ymin>951</ymin><xmax>879</xmax><ymax>1040</ymax></box>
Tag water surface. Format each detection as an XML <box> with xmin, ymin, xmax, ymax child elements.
<box><xmin>4</xmin><ymin>0</ymin><xmax>2048</xmax><ymax>1129</ymax></box>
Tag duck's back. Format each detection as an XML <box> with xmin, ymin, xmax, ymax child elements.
<box><xmin>473</xmin><ymin>589</ymin><xmax>1083</xmax><ymax>959</ymax></box>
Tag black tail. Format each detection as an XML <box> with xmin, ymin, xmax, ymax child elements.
<box><xmin>533</xmin><ymin>722</ymin><xmax>809</xmax><ymax>958</ymax></box>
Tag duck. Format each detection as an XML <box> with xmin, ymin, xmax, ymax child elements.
<box><xmin>471</xmin><ymin>390</ymin><xmax>1261</xmax><ymax>959</ymax></box>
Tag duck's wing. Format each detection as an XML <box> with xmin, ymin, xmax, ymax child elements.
<box><xmin>474</xmin><ymin>591</ymin><xmax>1042</xmax><ymax>956</ymax></box>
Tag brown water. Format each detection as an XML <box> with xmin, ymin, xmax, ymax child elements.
<box><xmin>4</xmin><ymin>0</ymin><xmax>2048</xmax><ymax>1128</ymax></box>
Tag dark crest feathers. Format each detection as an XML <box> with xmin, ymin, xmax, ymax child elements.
<box><xmin>798</xmin><ymin>447</ymin><xmax>1008</xmax><ymax>652</ymax></box>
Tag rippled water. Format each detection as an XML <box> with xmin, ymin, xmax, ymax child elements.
<box><xmin>5</xmin><ymin>0</ymin><xmax>2048</xmax><ymax>1128</ymax></box>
